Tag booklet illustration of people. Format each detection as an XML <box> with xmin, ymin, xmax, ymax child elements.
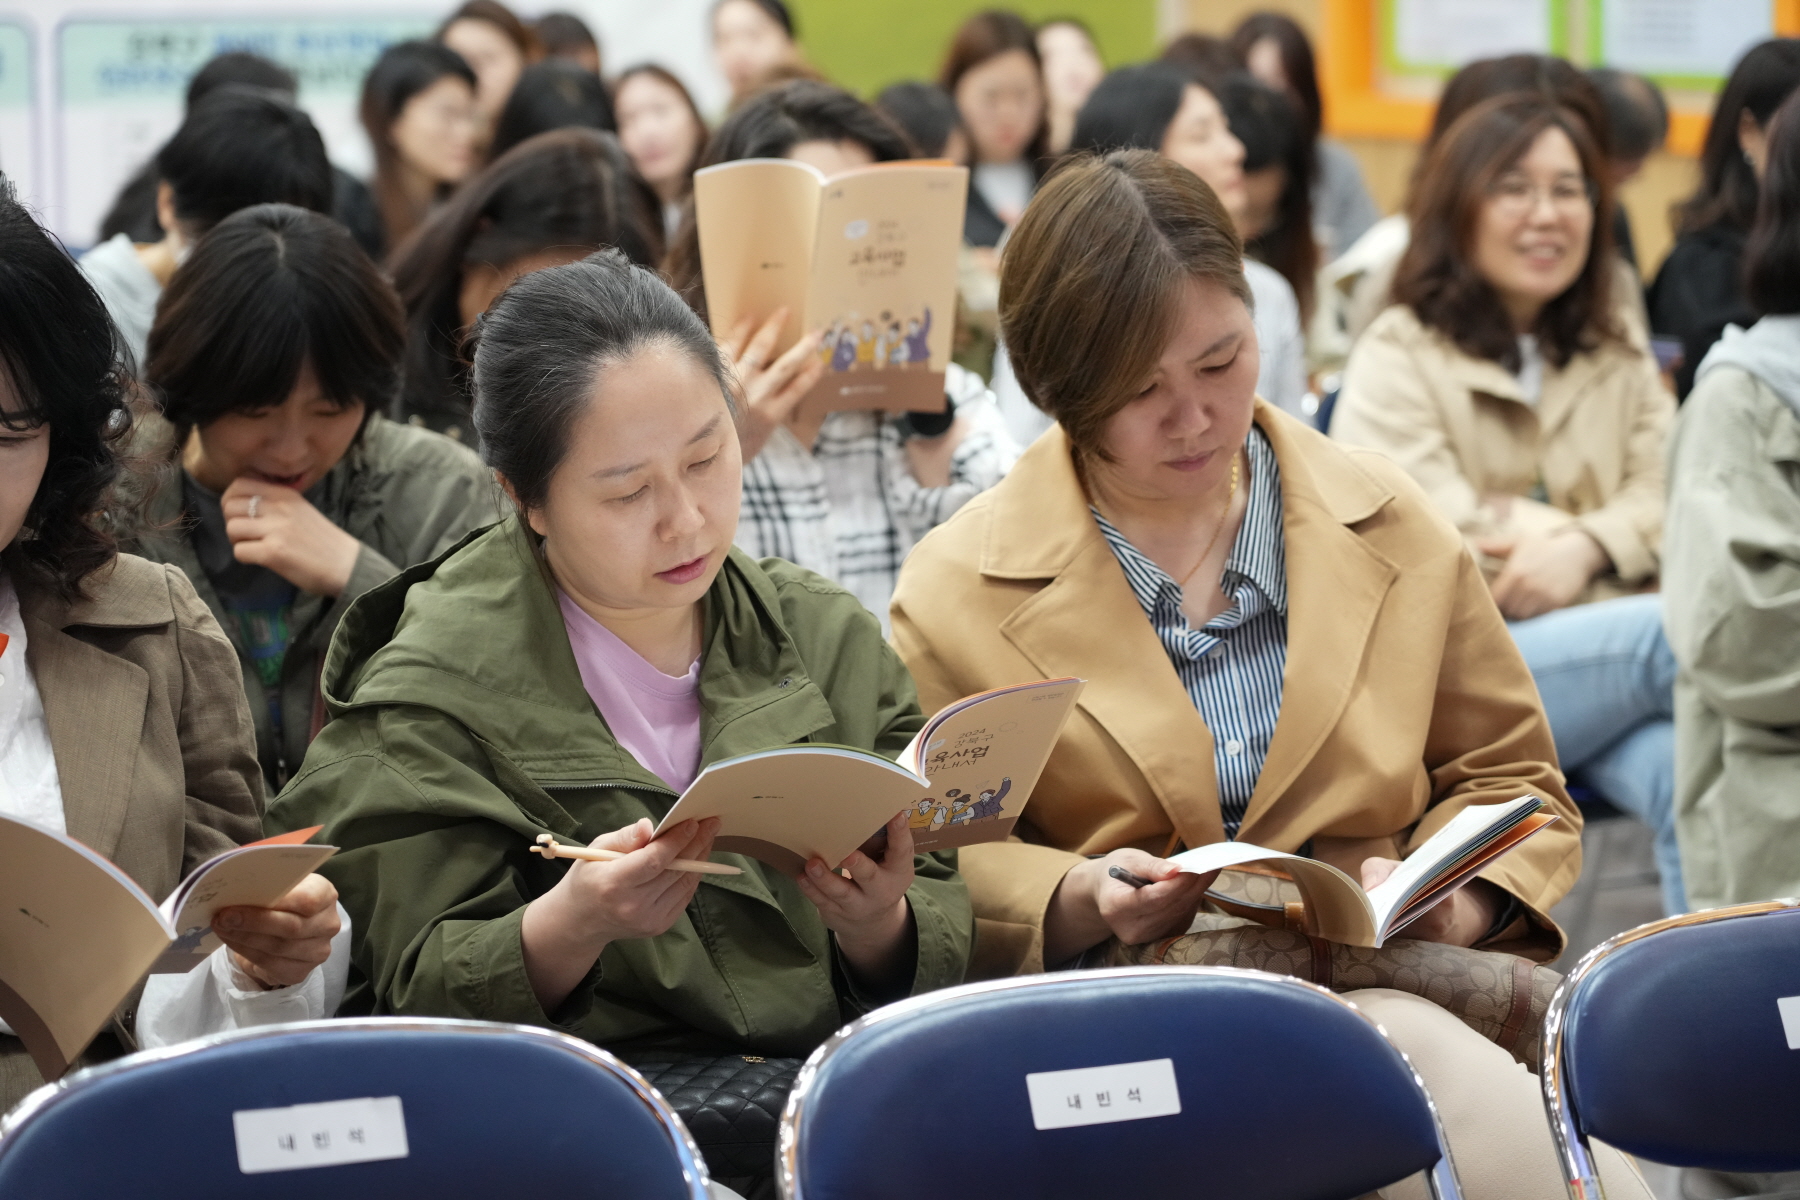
<box><xmin>649</xmin><ymin>678</ymin><xmax>1083</xmax><ymax>874</ymax></box>
<box><xmin>1166</xmin><ymin>796</ymin><xmax>1558</xmax><ymax>947</ymax></box>
<box><xmin>0</xmin><ymin>815</ymin><xmax>336</xmax><ymax>1080</ymax></box>
<box><xmin>693</xmin><ymin>157</ymin><xmax>967</xmax><ymax>417</ymax></box>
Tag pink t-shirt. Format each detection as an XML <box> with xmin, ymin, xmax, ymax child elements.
<box><xmin>557</xmin><ymin>591</ymin><xmax>704</xmax><ymax>792</ymax></box>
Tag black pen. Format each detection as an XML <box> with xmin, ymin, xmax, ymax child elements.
<box><xmin>1108</xmin><ymin>865</ymin><xmax>1156</xmax><ymax>889</ymax></box>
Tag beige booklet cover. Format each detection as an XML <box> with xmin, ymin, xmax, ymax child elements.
<box><xmin>0</xmin><ymin>816</ymin><xmax>335</xmax><ymax>1079</ymax></box>
<box><xmin>652</xmin><ymin>677</ymin><xmax>1083</xmax><ymax>874</ymax></box>
<box><xmin>1164</xmin><ymin>796</ymin><xmax>1558</xmax><ymax>947</ymax></box>
<box><xmin>694</xmin><ymin>158</ymin><xmax>968</xmax><ymax>417</ymax></box>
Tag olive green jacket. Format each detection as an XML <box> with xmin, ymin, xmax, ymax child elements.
<box><xmin>266</xmin><ymin>520</ymin><xmax>972</xmax><ymax>1057</ymax></box>
<box><xmin>125</xmin><ymin>414</ymin><xmax>503</xmax><ymax>790</ymax></box>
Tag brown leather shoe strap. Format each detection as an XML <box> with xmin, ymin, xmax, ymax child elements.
<box><xmin>1496</xmin><ymin>957</ymin><xmax>1536</xmax><ymax>1053</ymax></box>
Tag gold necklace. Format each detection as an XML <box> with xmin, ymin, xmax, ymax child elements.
<box><xmin>1171</xmin><ymin>450</ymin><xmax>1242</xmax><ymax>588</ymax></box>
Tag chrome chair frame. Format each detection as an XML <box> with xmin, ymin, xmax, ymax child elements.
<box><xmin>0</xmin><ymin>1015</ymin><xmax>712</xmax><ymax>1199</ymax></box>
<box><xmin>777</xmin><ymin>964</ymin><xmax>1465</xmax><ymax>1200</ymax></box>
<box><xmin>1540</xmin><ymin>899</ymin><xmax>1800</xmax><ymax>1200</ymax></box>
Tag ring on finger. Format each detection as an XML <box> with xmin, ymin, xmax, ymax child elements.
<box><xmin>247</xmin><ymin>494</ymin><xmax>262</xmax><ymax>519</ymax></box>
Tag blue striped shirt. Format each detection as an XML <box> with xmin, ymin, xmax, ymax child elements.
<box><xmin>1092</xmin><ymin>428</ymin><xmax>1288</xmax><ymax>836</ymax></box>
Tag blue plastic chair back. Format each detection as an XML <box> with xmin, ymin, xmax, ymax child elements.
<box><xmin>1544</xmin><ymin>902</ymin><xmax>1800</xmax><ymax>1191</ymax></box>
<box><xmin>781</xmin><ymin>966</ymin><xmax>1461</xmax><ymax>1200</ymax></box>
<box><xmin>0</xmin><ymin>1017</ymin><xmax>709</xmax><ymax>1200</ymax></box>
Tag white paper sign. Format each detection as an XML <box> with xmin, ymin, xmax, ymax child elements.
<box><xmin>1778</xmin><ymin>995</ymin><xmax>1800</xmax><ymax>1050</ymax></box>
<box><xmin>233</xmin><ymin>1095</ymin><xmax>409</xmax><ymax>1174</ymax></box>
<box><xmin>1025</xmin><ymin>1058</ymin><xmax>1181</xmax><ymax>1131</ymax></box>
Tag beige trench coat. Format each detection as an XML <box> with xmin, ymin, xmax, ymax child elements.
<box><xmin>890</xmin><ymin>404</ymin><xmax>1579</xmax><ymax>979</ymax></box>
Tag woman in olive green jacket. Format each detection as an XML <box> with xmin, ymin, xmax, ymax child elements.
<box><xmin>267</xmin><ymin>250</ymin><xmax>971</xmax><ymax>1063</ymax></box>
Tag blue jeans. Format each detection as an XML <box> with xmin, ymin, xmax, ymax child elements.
<box><xmin>1508</xmin><ymin>594</ymin><xmax>1684</xmax><ymax>915</ymax></box>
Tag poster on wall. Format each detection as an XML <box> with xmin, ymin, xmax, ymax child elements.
<box><xmin>1595</xmin><ymin>0</ymin><xmax>1772</xmax><ymax>87</ymax></box>
<box><xmin>1385</xmin><ymin>0</ymin><xmax>1561</xmax><ymax>74</ymax></box>
<box><xmin>0</xmin><ymin>19</ymin><xmax>33</xmax><ymax>204</ymax></box>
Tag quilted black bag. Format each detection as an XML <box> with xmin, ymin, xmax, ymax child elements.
<box><xmin>621</xmin><ymin>1052</ymin><xmax>804</xmax><ymax>1200</ymax></box>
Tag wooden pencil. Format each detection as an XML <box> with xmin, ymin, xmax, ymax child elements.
<box><xmin>530</xmin><ymin>834</ymin><xmax>743</xmax><ymax>875</ymax></box>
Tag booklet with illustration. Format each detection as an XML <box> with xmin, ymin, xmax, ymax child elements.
<box><xmin>694</xmin><ymin>157</ymin><xmax>967</xmax><ymax>417</ymax></box>
<box><xmin>0</xmin><ymin>815</ymin><xmax>336</xmax><ymax>1079</ymax></box>
<box><xmin>1165</xmin><ymin>796</ymin><xmax>1558</xmax><ymax>948</ymax></box>
<box><xmin>651</xmin><ymin>677</ymin><xmax>1084</xmax><ymax>874</ymax></box>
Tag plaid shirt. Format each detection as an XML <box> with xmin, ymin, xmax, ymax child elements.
<box><xmin>737</xmin><ymin>364</ymin><xmax>1019</xmax><ymax>626</ymax></box>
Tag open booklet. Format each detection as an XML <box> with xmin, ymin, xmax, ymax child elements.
<box><xmin>694</xmin><ymin>157</ymin><xmax>967</xmax><ymax>418</ymax></box>
<box><xmin>0</xmin><ymin>814</ymin><xmax>336</xmax><ymax>1079</ymax></box>
<box><xmin>1165</xmin><ymin>796</ymin><xmax>1558</xmax><ymax>947</ymax></box>
<box><xmin>651</xmin><ymin>678</ymin><xmax>1084</xmax><ymax>874</ymax></box>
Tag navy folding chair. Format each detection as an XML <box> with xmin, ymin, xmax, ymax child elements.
<box><xmin>779</xmin><ymin>965</ymin><xmax>1462</xmax><ymax>1200</ymax></box>
<box><xmin>0</xmin><ymin>1017</ymin><xmax>710</xmax><ymax>1199</ymax></box>
<box><xmin>1542</xmin><ymin>901</ymin><xmax>1800</xmax><ymax>1199</ymax></box>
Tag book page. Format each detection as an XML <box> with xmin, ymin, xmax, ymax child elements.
<box><xmin>693</xmin><ymin>158</ymin><xmax>824</xmax><ymax>352</ymax></box>
<box><xmin>653</xmin><ymin>747</ymin><xmax>928</xmax><ymax>874</ymax></box>
<box><xmin>1167</xmin><ymin>842</ymin><xmax>1380</xmax><ymax>946</ymax></box>
<box><xmin>901</xmin><ymin>677</ymin><xmax>1083</xmax><ymax>853</ymax></box>
<box><xmin>1376</xmin><ymin>811</ymin><xmax>1558</xmax><ymax>938</ymax></box>
<box><xmin>799</xmin><ymin>163</ymin><xmax>968</xmax><ymax>417</ymax></box>
<box><xmin>0</xmin><ymin>814</ymin><xmax>170</xmax><ymax>1078</ymax></box>
<box><xmin>150</xmin><ymin>829</ymin><xmax>337</xmax><ymax>974</ymax></box>
<box><xmin>1364</xmin><ymin>796</ymin><xmax>1544</xmax><ymax>936</ymax></box>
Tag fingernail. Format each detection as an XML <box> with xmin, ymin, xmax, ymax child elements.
<box><xmin>807</xmin><ymin>861</ymin><xmax>824</xmax><ymax>877</ymax></box>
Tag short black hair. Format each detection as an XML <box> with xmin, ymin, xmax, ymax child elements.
<box><xmin>146</xmin><ymin>204</ymin><xmax>405</xmax><ymax>439</ymax></box>
<box><xmin>535</xmin><ymin>11</ymin><xmax>599</xmax><ymax>59</ymax></box>
<box><xmin>874</xmin><ymin>81</ymin><xmax>963</xmax><ymax>158</ymax></box>
<box><xmin>1588</xmin><ymin>67</ymin><xmax>1667</xmax><ymax>161</ymax></box>
<box><xmin>1746</xmin><ymin>90</ymin><xmax>1800</xmax><ymax>314</ymax></box>
<box><xmin>0</xmin><ymin>179</ymin><xmax>130</xmax><ymax>600</ymax></box>
<box><xmin>185</xmin><ymin>51</ymin><xmax>297</xmax><ymax>108</ymax></box>
<box><xmin>490</xmin><ymin>60</ymin><xmax>616</xmax><ymax>160</ymax></box>
<box><xmin>714</xmin><ymin>0</ymin><xmax>795</xmax><ymax>38</ymax></box>
<box><xmin>472</xmin><ymin>248</ymin><xmax>729</xmax><ymax>512</ymax></box>
<box><xmin>1070</xmin><ymin>62</ymin><xmax>1193</xmax><ymax>155</ymax></box>
<box><xmin>155</xmin><ymin>88</ymin><xmax>333</xmax><ymax>235</ymax></box>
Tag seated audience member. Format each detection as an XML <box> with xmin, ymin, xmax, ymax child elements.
<box><xmin>666</xmin><ymin>81</ymin><xmax>1018</xmax><ymax>622</ymax></box>
<box><xmin>266</xmin><ymin>252</ymin><xmax>972</xmax><ymax>1191</ymax></box>
<box><xmin>1070</xmin><ymin>63</ymin><xmax>1306</xmax><ymax>417</ymax></box>
<box><xmin>80</xmin><ymin>87</ymin><xmax>332</xmax><ymax>371</ymax></box>
<box><xmin>889</xmin><ymin>150</ymin><xmax>1647</xmax><ymax>1200</ymax></box>
<box><xmin>1587</xmin><ymin>67</ymin><xmax>1667</xmax><ymax>271</ymax></box>
<box><xmin>360</xmin><ymin>41</ymin><xmax>481</xmax><ymax>254</ymax></box>
<box><xmin>874</xmin><ymin>81</ymin><xmax>971</xmax><ymax>164</ymax></box>
<box><xmin>0</xmin><ymin>183</ymin><xmax>345</xmax><ymax>1111</ymax></box>
<box><xmin>391</xmin><ymin>128</ymin><xmax>662</xmax><ymax>442</ymax></box>
<box><xmin>1648</xmin><ymin>39</ymin><xmax>1800</xmax><ymax>398</ymax></box>
<box><xmin>1232</xmin><ymin>11</ymin><xmax>1379</xmax><ymax>259</ymax></box>
<box><xmin>942</xmin><ymin>10</ymin><xmax>1046</xmax><ymax>249</ymax></box>
<box><xmin>713</xmin><ymin>0</ymin><xmax>802</xmax><ymax>110</ymax></box>
<box><xmin>1036</xmin><ymin>17</ymin><xmax>1104</xmax><ymax>156</ymax></box>
<box><xmin>1217</xmin><ymin>71</ymin><xmax>1317</xmax><ymax>324</ymax></box>
<box><xmin>1330</xmin><ymin>96</ymin><xmax>1682</xmax><ymax>913</ymax></box>
<box><xmin>535</xmin><ymin>11</ymin><xmax>601</xmax><ymax>75</ymax></box>
<box><xmin>614</xmin><ymin>65</ymin><xmax>709</xmax><ymax>240</ymax></box>
<box><xmin>130</xmin><ymin>205</ymin><xmax>501</xmax><ymax>793</ymax></box>
<box><xmin>488</xmin><ymin>59</ymin><xmax>616</xmax><ymax>161</ymax></box>
<box><xmin>1159</xmin><ymin>32</ymin><xmax>1240</xmax><ymax>80</ymax></box>
<box><xmin>1665</xmin><ymin>91</ymin><xmax>1800</xmax><ymax>912</ymax></box>
<box><xmin>100</xmin><ymin>52</ymin><xmax>384</xmax><ymax>259</ymax></box>
<box><xmin>437</xmin><ymin>0</ymin><xmax>540</xmax><ymax>150</ymax></box>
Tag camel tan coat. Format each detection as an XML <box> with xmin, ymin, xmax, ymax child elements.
<box><xmin>1330</xmin><ymin>304</ymin><xmax>1674</xmax><ymax>593</ymax></box>
<box><xmin>890</xmin><ymin>403</ymin><xmax>1580</xmax><ymax>979</ymax></box>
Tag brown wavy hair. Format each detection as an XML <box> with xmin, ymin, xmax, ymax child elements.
<box><xmin>1393</xmin><ymin>94</ymin><xmax>1616</xmax><ymax>372</ymax></box>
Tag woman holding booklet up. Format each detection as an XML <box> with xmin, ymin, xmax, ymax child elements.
<box><xmin>889</xmin><ymin>151</ymin><xmax>1648</xmax><ymax>1200</ymax></box>
<box><xmin>0</xmin><ymin>182</ymin><xmax>346</xmax><ymax>1112</ymax></box>
<box><xmin>266</xmin><ymin>250</ymin><xmax>971</xmax><ymax>1193</ymax></box>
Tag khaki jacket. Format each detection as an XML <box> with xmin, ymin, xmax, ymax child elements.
<box><xmin>1330</xmin><ymin>305</ymin><xmax>1673</xmax><ymax>590</ymax></box>
<box><xmin>1664</xmin><ymin>365</ymin><xmax>1800</xmax><ymax>907</ymax></box>
<box><xmin>2</xmin><ymin>555</ymin><xmax>263</xmax><ymax>1109</ymax></box>
<box><xmin>890</xmin><ymin>404</ymin><xmax>1580</xmax><ymax>978</ymax></box>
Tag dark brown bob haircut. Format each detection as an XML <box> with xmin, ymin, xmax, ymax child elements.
<box><xmin>999</xmin><ymin>149</ymin><xmax>1249</xmax><ymax>460</ymax></box>
<box><xmin>1393</xmin><ymin>94</ymin><xmax>1616</xmax><ymax>373</ymax></box>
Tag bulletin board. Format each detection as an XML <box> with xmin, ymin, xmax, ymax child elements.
<box><xmin>1322</xmin><ymin>0</ymin><xmax>1800</xmax><ymax>154</ymax></box>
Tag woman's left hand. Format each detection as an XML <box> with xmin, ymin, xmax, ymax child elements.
<box><xmin>1361</xmin><ymin>858</ymin><xmax>1501</xmax><ymax>947</ymax></box>
<box><xmin>1479</xmin><ymin>527</ymin><xmax>1609</xmax><ymax>620</ymax></box>
<box><xmin>798</xmin><ymin>811</ymin><xmax>916</xmax><ymax>988</ymax></box>
<box><xmin>216</xmin><ymin>873</ymin><xmax>341</xmax><ymax>990</ymax></box>
<box><xmin>222</xmin><ymin>477</ymin><xmax>363</xmax><ymax>597</ymax></box>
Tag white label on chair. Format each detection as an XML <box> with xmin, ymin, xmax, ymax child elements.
<box><xmin>1779</xmin><ymin>996</ymin><xmax>1800</xmax><ymax>1050</ymax></box>
<box><xmin>233</xmin><ymin>1095</ymin><xmax>410</xmax><ymax>1174</ymax></box>
<box><xmin>1025</xmin><ymin>1058</ymin><xmax>1181</xmax><ymax>1130</ymax></box>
